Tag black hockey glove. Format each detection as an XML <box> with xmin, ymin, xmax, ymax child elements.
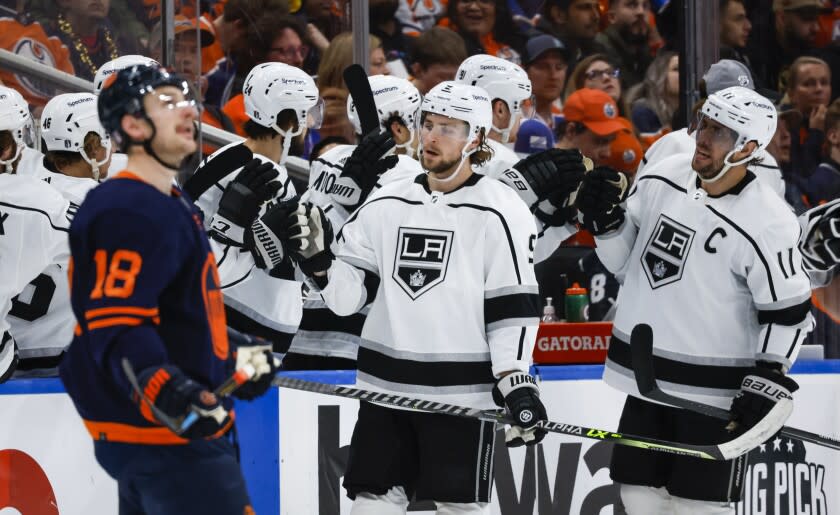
<box><xmin>510</xmin><ymin>148</ymin><xmax>587</xmax><ymax>208</ymax></box>
<box><xmin>799</xmin><ymin>199</ymin><xmax>840</xmax><ymax>273</ymax></box>
<box><xmin>575</xmin><ymin>166</ymin><xmax>629</xmax><ymax>235</ymax></box>
<box><xmin>209</xmin><ymin>158</ymin><xmax>281</xmax><ymax>246</ymax></box>
<box><xmin>727</xmin><ymin>363</ymin><xmax>798</xmax><ymax>436</ymax></box>
<box><xmin>245</xmin><ymin>198</ymin><xmax>308</xmax><ymax>271</ymax></box>
<box><xmin>231</xmin><ymin>337</ymin><xmax>280</xmax><ymax>401</ymax></box>
<box><xmin>290</xmin><ymin>203</ymin><xmax>335</xmax><ymax>277</ymax></box>
<box><xmin>332</xmin><ymin>130</ymin><xmax>398</xmax><ymax>209</ymax></box>
<box><xmin>135</xmin><ymin>365</ymin><xmax>232</xmax><ymax>439</ymax></box>
<box><xmin>0</xmin><ymin>332</ymin><xmax>19</xmax><ymax>384</ymax></box>
<box><xmin>493</xmin><ymin>372</ymin><xmax>548</xmax><ymax>447</ymax></box>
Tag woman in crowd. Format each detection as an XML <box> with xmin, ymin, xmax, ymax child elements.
<box><xmin>625</xmin><ymin>50</ymin><xmax>679</xmax><ymax>147</ymax></box>
<box><xmin>442</xmin><ymin>0</ymin><xmax>525</xmax><ymax>64</ymax></box>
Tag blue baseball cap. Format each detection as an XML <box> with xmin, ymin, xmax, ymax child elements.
<box><xmin>515</xmin><ymin>119</ymin><xmax>556</xmax><ymax>156</ymax></box>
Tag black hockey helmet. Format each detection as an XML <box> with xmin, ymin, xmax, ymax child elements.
<box><xmin>97</xmin><ymin>64</ymin><xmax>197</xmax><ymax>168</ymax></box>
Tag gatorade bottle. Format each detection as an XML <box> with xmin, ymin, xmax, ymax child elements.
<box><xmin>565</xmin><ymin>282</ymin><xmax>589</xmax><ymax>322</ymax></box>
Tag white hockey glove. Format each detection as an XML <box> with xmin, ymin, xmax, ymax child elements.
<box><xmin>575</xmin><ymin>166</ymin><xmax>629</xmax><ymax>235</ymax></box>
<box><xmin>332</xmin><ymin>130</ymin><xmax>398</xmax><ymax>209</ymax></box>
<box><xmin>209</xmin><ymin>159</ymin><xmax>281</xmax><ymax>246</ymax></box>
<box><xmin>0</xmin><ymin>332</ymin><xmax>18</xmax><ymax>384</ymax></box>
<box><xmin>232</xmin><ymin>340</ymin><xmax>280</xmax><ymax>401</ymax></box>
<box><xmin>799</xmin><ymin>199</ymin><xmax>840</xmax><ymax>274</ymax></box>
<box><xmin>492</xmin><ymin>372</ymin><xmax>548</xmax><ymax>447</ymax></box>
<box><xmin>245</xmin><ymin>199</ymin><xmax>309</xmax><ymax>271</ymax></box>
<box><xmin>727</xmin><ymin>363</ymin><xmax>797</xmax><ymax>437</ymax></box>
<box><xmin>290</xmin><ymin>203</ymin><xmax>335</xmax><ymax>277</ymax></box>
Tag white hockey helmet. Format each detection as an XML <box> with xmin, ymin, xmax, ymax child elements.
<box><xmin>41</xmin><ymin>92</ymin><xmax>112</xmax><ymax>180</ymax></box>
<box><xmin>0</xmin><ymin>85</ymin><xmax>34</xmax><ymax>173</ymax></box>
<box><xmin>696</xmin><ymin>86</ymin><xmax>777</xmax><ymax>183</ymax></box>
<box><xmin>455</xmin><ymin>54</ymin><xmax>532</xmax><ymax>142</ymax></box>
<box><xmin>347</xmin><ymin>75</ymin><xmax>421</xmax><ymax>153</ymax></box>
<box><xmin>243</xmin><ymin>62</ymin><xmax>322</xmax><ymax>163</ymax></box>
<box><xmin>93</xmin><ymin>55</ymin><xmax>160</xmax><ymax>94</ymax></box>
<box><xmin>421</xmin><ymin>81</ymin><xmax>492</xmax><ymax>142</ymax></box>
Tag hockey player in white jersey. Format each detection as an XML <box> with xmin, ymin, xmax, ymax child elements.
<box><xmin>0</xmin><ymin>85</ymin><xmax>41</xmax><ymax>177</ymax></box>
<box><xmin>577</xmin><ymin>86</ymin><xmax>813</xmax><ymax>513</ymax></box>
<box><xmin>275</xmin><ymin>81</ymin><xmax>545</xmax><ymax>514</ymax></box>
<box><xmin>92</xmin><ymin>55</ymin><xmax>160</xmax><ymax>174</ymax></box>
<box><xmin>187</xmin><ymin>62</ymin><xmax>319</xmax><ymax>353</ymax></box>
<box><xmin>4</xmin><ymin>92</ymin><xmax>112</xmax><ymax>377</ymax></box>
<box><xmin>637</xmin><ymin>59</ymin><xmax>785</xmax><ymax>198</ymax></box>
<box><xmin>288</xmin><ymin>75</ymin><xmax>423</xmax><ymax>368</ymax></box>
<box><xmin>454</xmin><ymin>55</ymin><xmax>588</xmax><ymax>264</ymax></box>
<box><xmin>0</xmin><ymin>173</ymin><xmax>70</xmax><ymax>382</ymax></box>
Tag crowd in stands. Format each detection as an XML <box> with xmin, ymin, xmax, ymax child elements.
<box><xmin>4</xmin><ymin>0</ymin><xmax>840</xmax><ymax>354</ymax></box>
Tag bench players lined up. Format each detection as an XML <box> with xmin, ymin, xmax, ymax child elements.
<box><xmin>0</xmin><ymin>54</ymin><xmax>836</xmax><ymax>514</ymax></box>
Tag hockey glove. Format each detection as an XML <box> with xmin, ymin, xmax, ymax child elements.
<box><xmin>799</xmin><ymin>199</ymin><xmax>840</xmax><ymax>273</ymax></box>
<box><xmin>575</xmin><ymin>166</ymin><xmax>629</xmax><ymax>235</ymax></box>
<box><xmin>493</xmin><ymin>372</ymin><xmax>548</xmax><ymax>447</ymax></box>
<box><xmin>727</xmin><ymin>363</ymin><xmax>798</xmax><ymax>436</ymax></box>
<box><xmin>245</xmin><ymin>198</ymin><xmax>309</xmax><ymax>271</ymax></box>
<box><xmin>209</xmin><ymin>158</ymin><xmax>281</xmax><ymax>246</ymax></box>
<box><xmin>135</xmin><ymin>365</ymin><xmax>232</xmax><ymax>439</ymax></box>
<box><xmin>332</xmin><ymin>130</ymin><xmax>398</xmax><ymax>208</ymax></box>
<box><xmin>232</xmin><ymin>339</ymin><xmax>280</xmax><ymax>401</ymax></box>
<box><xmin>290</xmin><ymin>203</ymin><xmax>335</xmax><ymax>277</ymax></box>
<box><xmin>510</xmin><ymin>149</ymin><xmax>587</xmax><ymax>207</ymax></box>
<box><xmin>0</xmin><ymin>332</ymin><xmax>18</xmax><ymax>384</ymax></box>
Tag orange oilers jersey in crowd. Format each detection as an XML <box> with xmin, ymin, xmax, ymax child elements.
<box><xmin>59</xmin><ymin>172</ymin><xmax>233</xmax><ymax>445</ymax></box>
<box><xmin>0</xmin><ymin>17</ymin><xmax>75</xmax><ymax>107</ymax></box>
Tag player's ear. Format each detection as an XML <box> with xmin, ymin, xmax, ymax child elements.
<box><xmin>120</xmin><ymin>113</ymin><xmax>149</xmax><ymax>141</ymax></box>
<box><xmin>733</xmin><ymin>140</ymin><xmax>758</xmax><ymax>161</ymax></box>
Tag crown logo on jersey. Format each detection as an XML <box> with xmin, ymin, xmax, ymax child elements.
<box><xmin>409</xmin><ymin>270</ymin><xmax>426</xmax><ymax>287</ymax></box>
<box><xmin>393</xmin><ymin>227</ymin><xmax>453</xmax><ymax>300</ymax></box>
<box><xmin>653</xmin><ymin>261</ymin><xmax>667</xmax><ymax>279</ymax></box>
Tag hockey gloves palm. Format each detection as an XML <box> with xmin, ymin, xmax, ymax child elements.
<box><xmin>210</xmin><ymin>158</ymin><xmax>281</xmax><ymax>246</ymax></box>
<box><xmin>333</xmin><ymin>130</ymin><xmax>398</xmax><ymax>209</ymax></box>
<box><xmin>232</xmin><ymin>340</ymin><xmax>280</xmax><ymax>401</ymax></box>
<box><xmin>493</xmin><ymin>372</ymin><xmax>548</xmax><ymax>447</ymax></box>
<box><xmin>799</xmin><ymin>199</ymin><xmax>840</xmax><ymax>273</ymax></box>
<box><xmin>510</xmin><ymin>149</ymin><xmax>587</xmax><ymax>226</ymax></box>
<box><xmin>246</xmin><ymin>199</ymin><xmax>308</xmax><ymax>271</ymax></box>
<box><xmin>727</xmin><ymin>364</ymin><xmax>798</xmax><ymax>437</ymax></box>
<box><xmin>575</xmin><ymin>166</ymin><xmax>629</xmax><ymax>235</ymax></box>
<box><xmin>290</xmin><ymin>203</ymin><xmax>335</xmax><ymax>277</ymax></box>
<box><xmin>135</xmin><ymin>365</ymin><xmax>231</xmax><ymax>439</ymax></box>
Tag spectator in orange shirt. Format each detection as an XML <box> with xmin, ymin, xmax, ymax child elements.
<box><xmin>442</xmin><ymin>0</ymin><xmax>525</xmax><ymax>63</ymax></box>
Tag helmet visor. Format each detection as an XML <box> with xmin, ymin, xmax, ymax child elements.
<box><xmin>694</xmin><ymin>112</ymin><xmax>738</xmax><ymax>149</ymax></box>
<box><xmin>306</xmin><ymin>98</ymin><xmax>324</xmax><ymax>129</ymax></box>
<box><xmin>419</xmin><ymin>112</ymin><xmax>471</xmax><ymax>144</ymax></box>
<box><xmin>149</xmin><ymin>80</ymin><xmax>202</xmax><ymax>114</ymax></box>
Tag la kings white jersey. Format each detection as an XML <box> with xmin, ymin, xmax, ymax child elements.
<box><xmin>192</xmin><ymin>141</ymin><xmax>301</xmax><ymax>348</ymax></box>
<box><xmin>291</xmin><ymin>144</ymin><xmax>423</xmax><ymax>360</ymax></box>
<box><xmin>0</xmin><ymin>174</ymin><xmax>70</xmax><ymax>375</ymax></box>
<box><xmin>8</xmin><ymin>164</ymin><xmax>97</xmax><ymax>373</ymax></box>
<box><xmin>13</xmin><ymin>146</ymin><xmax>45</xmax><ymax>177</ymax></box>
<box><xmin>637</xmin><ymin>128</ymin><xmax>786</xmax><ymax>199</ymax></box>
<box><xmin>599</xmin><ymin>154</ymin><xmax>813</xmax><ymax>409</ymax></box>
<box><xmin>477</xmin><ymin>138</ymin><xmax>577</xmax><ymax>264</ymax></box>
<box><xmin>319</xmin><ymin>171</ymin><xmax>540</xmax><ymax>409</ymax></box>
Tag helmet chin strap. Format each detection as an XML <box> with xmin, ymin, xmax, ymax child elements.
<box><xmin>82</xmin><ymin>149</ymin><xmax>110</xmax><ymax>182</ymax></box>
<box><xmin>275</xmin><ymin>124</ymin><xmax>305</xmax><ymax>165</ymax></box>
<box><xmin>421</xmin><ymin>139</ymin><xmax>475</xmax><ymax>184</ymax></box>
<box><xmin>0</xmin><ymin>143</ymin><xmax>23</xmax><ymax>174</ymax></box>
<box><xmin>394</xmin><ymin>128</ymin><xmax>417</xmax><ymax>158</ymax></box>
<box><xmin>491</xmin><ymin>112</ymin><xmax>520</xmax><ymax>144</ymax></box>
<box><xmin>698</xmin><ymin>147</ymin><xmax>754</xmax><ymax>184</ymax></box>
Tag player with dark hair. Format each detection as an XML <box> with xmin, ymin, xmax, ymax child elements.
<box><xmin>59</xmin><ymin>64</ymin><xmax>282</xmax><ymax>514</ymax></box>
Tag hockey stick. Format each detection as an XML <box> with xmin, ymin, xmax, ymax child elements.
<box><xmin>182</xmin><ymin>143</ymin><xmax>253</xmax><ymax>200</ymax></box>
<box><xmin>343</xmin><ymin>64</ymin><xmax>379</xmax><ymax>135</ymax></box>
<box><xmin>629</xmin><ymin>324</ymin><xmax>840</xmax><ymax>451</ymax></box>
<box><xmin>121</xmin><ymin>358</ymin><xmax>254</xmax><ymax>433</ymax></box>
<box><xmin>272</xmin><ymin>375</ymin><xmax>766</xmax><ymax>460</ymax></box>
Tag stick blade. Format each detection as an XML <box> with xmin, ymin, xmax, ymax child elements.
<box><xmin>343</xmin><ymin>64</ymin><xmax>379</xmax><ymax>135</ymax></box>
<box><xmin>630</xmin><ymin>323</ymin><xmax>657</xmax><ymax>395</ymax></box>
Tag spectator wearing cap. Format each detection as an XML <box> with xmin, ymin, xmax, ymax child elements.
<box><xmin>784</xmin><ymin>55</ymin><xmax>831</xmax><ymax>191</ymax></box>
<box><xmin>515</xmin><ymin>118</ymin><xmax>556</xmax><ymax>157</ymax></box>
<box><xmin>523</xmin><ymin>34</ymin><xmax>570</xmax><ymax>129</ymax></box>
<box><xmin>537</xmin><ymin>0</ymin><xmax>606</xmax><ymax>61</ymax></box>
<box><xmin>441</xmin><ymin>0</ymin><xmax>525</xmax><ymax>63</ymax></box>
<box><xmin>748</xmin><ymin>0</ymin><xmax>829</xmax><ymax>92</ymax></box>
<box><xmin>409</xmin><ymin>27</ymin><xmax>468</xmax><ymax>95</ymax></box>
<box><xmin>624</xmin><ymin>50</ymin><xmax>679</xmax><ymax>147</ymax></box>
<box><xmin>557</xmin><ymin>88</ymin><xmax>628</xmax><ymax>164</ymax></box>
<box><xmin>594</xmin><ymin>0</ymin><xmax>654</xmax><ymax>89</ymax></box>
<box><xmin>719</xmin><ymin>0</ymin><xmax>753</xmax><ymax>69</ymax></box>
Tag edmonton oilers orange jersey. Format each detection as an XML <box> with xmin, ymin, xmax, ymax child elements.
<box><xmin>0</xmin><ymin>17</ymin><xmax>75</xmax><ymax>107</ymax></box>
<box><xmin>59</xmin><ymin>172</ymin><xmax>231</xmax><ymax>445</ymax></box>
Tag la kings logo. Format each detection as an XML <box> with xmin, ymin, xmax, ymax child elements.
<box><xmin>393</xmin><ymin>227</ymin><xmax>453</xmax><ymax>299</ymax></box>
<box><xmin>641</xmin><ymin>214</ymin><xmax>695</xmax><ymax>289</ymax></box>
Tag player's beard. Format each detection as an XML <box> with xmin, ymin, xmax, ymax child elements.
<box><xmin>692</xmin><ymin>153</ymin><xmax>727</xmax><ymax>181</ymax></box>
<box><xmin>422</xmin><ymin>153</ymin><xmax>463</xmax><ymax>178</ymax></box>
